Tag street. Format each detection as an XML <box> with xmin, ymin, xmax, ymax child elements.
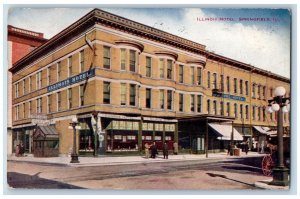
<box><xmin>6</xmin><ymin>154</ymin><xmax>272</xmax><ymax>190</ymax></box>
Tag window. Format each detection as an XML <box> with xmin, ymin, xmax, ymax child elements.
<box><xmin>263</xmin><ymin>107</ymin><xmax>266</xmax><ymax>121</ymax></box>
<box><xmin>130</xmin><ymin>84</ymin><xmax>136</xmax><ymax>106</ymax></box>
<box><xmin>270</xmin><ymin>88</ymin><xmax>273</xmax><ymax>98</ymax></box>
<box><xmin>119</xmin><ymin>48</ymin><xmax>126</xmax><ymax>70</ymax></box>
<box><xmin>227</xmin><ymin>102</ymin><xmax>230</xmax><ymax>116</ymax></box>
<box><xmin>146</xmin><ymin>56</ymin><xmax>151</xmax><ymax>77</ymax></box>
<box><xmin>220</xmin><ymin>75</ymin><xmax>224</xmax><ymax>91</ymax></box>
<box><xmin>57</xmin><ymin>92</ymin><xmax>61</xmax><ymax>111</ymax></box>
<box><xmin>68</xmin><ymin>88</ymin><xmax>72</xmax><ymax>109</ymax></box>
<box><xmin>129</xmin><ymin>50</ymin><xmax>136</xmax><ymax>72</ymax></box>
<box><xmin>213</xmin><ymin>100</ymin><xmax>217</xmax><ymax>115</ymax></box>
<box><xmin>240</xmin><ymin>80</ymin><xmax>243</xmax><ymax>95</ymax></box>
<box><xmin>57</xmin><ymin>62</ymin><xmax>61</xmax><ymax>81</ymax></box>
<box><xmin>190</xmin><ymin>66</ymin><xmax>195</xmax><ymax>84</ymax></box>
<box><xmin>263</xmin><ymin>86</ymin><xmax>266</xmax><ymax>100</ymax></box>
<box><xmin>68</xmin><ymin>56</ymin><xmax>72</xmax><ymax>77</ymax></box>
<box><xmin>120</xmin><ymin>83</ymin><xmax>127</xmax><ymax>106</ymax></box>
<box><xmin>252</xmin><ymin>84</ymin><xmax>256</xmax><ymax>98</ymax></box>
<box><xmin>80</xmin><ymin>50</ymin><xmax>84</xmax><ymax>72</ymax></box>
<box><xmin>179</xmin><ymin>93</ymin><xmax>183</xmax><ymax>112</ymax></box>
<box><xmin>80</xmin><ymin>84</ymin><xmax>84</xmax><ymax>106</ymax></box>
<box><xmin>252</xmin><ymin>106</ymin><xmax>256</xmax><ymax>120</ymax></box>
<box><xmin>23</xmin><ymin>80</ymin><xmax>26</xmax><ymax>95</ymax></box>
<box><xmin>47</xmin><ymin>67</ymin><xmax>51</xmax><ymax>85</ymax></box>
<box><xmin>15</xmin><ymin>105</ymin><xmax>19</xmax><ymax>120</ymax></box>
<box><xmin>258</xmin><ymin>107</ymin><xmax>261</xmax><ymax>121</ymax></box>
<box><xmin>220</xmin><ymin>101</ymin><xmax>224</xmax><ymax>115</ymax></box>
<box><xmin>48</xmin><ymin>95</ymin><xmax>51</xmax><ymax>113</ymax></box>
<box><xmin>159</xmin><ymin>59</ymin><xmax>164</xmax><ymax>78</ymax></box>
<box><xmin>37</xmin><ymin>98</ymin><xmax>42</xmax><ymax>113</ymax></box>
<box><xmin>23</xmin><ymin>103</ymin><xmax>26</xmax><ymax>119</ymax></box>
<box><xmin>197</xmin><ymin>67</ymin><xmax>202</xmax><ymax>85</ymax></box>
<box><xmin>207</xmin><ymin>71</ymin><xmax>210</xmax><ymax>88</ymax></box>
<box><xmin>146</xmin><ymin>88</ymin><xmax>151</xmax><ymax>108</ymax></box>
<box><xmin>15</xmin><ymin>83</ymin><xmax>19</xmax><ymax>98</ymax></box>
<box><xmin>197</xmin><ymin>95</ymin><xmax>202</xmax><ymax>113</ymax></box>
<box><xmin>227</xmin><ymin>76</ymin><xmax>230</xmax><ymax>92</ymax></box>
<box><xmin>212</xmin><ymin>73</ymin><xmax>217</xmax><ymax>89</ymax></box>
<box><xmin>190</xmin><ymin>94</ymin><xmax>195</xmax><ymax>112</ymax></box>
<box><xmin>179</xmin><ymin>65</ymin><xmax>184</xmax><ymax>83</ymax></box>
<box><xmin>245</xmin><ymin>105</ymin><xmax>249</xmax><ymax>120</ymax></box>
<box><xmin>29</xmin><ymin>76</ymin><xmax>32</xmax><ymax>92</ymax></box>
<box><xmin>240</xmin><ymin>104</ymin><xmax>243</xmax><ymax>119</ymax></box>
<box><xmin>234</xmin><ymin>103</ymin><xmax>238</xmax><ymax>118</ymax></box>
<box><xmin>103</xmin><ymin>46</ymin><xmax>111</xmax><ymax>69</ymax></box>
<box><xmin>258</xmin><ymin>85</ymin><xmax>261</xmax><ymax>99</ymax></box>
<box><xmin>207</xmin><ymin>99</ymin><xmax>210</xmax><ymax>114</ymax></box>
<box><xmin>160</xmin><ymin>90</ymin><xmax>164</xmax><ymax>109</ymax></box>
<box><xmin>167</xmin><ymin>60</ymin><xmax>173</xmax><ymax>79</ymax></box>
<box><xmin>36</xmin><ymin>71</ymin><xmax>42</xmax><ymax>89</ymax></box>
<box><xmin>103</xmin><ymin>82</ymin><xmax>111</xmax><ymax>104</ymax></box>
<box><xmin>28</xmin><ymin>101</ymin><xmax>32</xmax><ymax>118</ymax></box>
<box><xmin>233</xmin><ymin>78</ymin><xmax>237</xmax><ymax>93</ymax></box>
<box><xmin>245</xmin><ymin>81</ymin><xmax>249</xmax><ymax>95</ymax></box>
<box><xmin>167</xmin><ymin>90</ymin><xmax>172</xmax><ymax>110</ymax></box>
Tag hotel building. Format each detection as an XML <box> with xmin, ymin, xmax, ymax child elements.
<box><xmin>9</xmin><ymin>9</ymin><xmax>290</xmax><ymax>156</ymax></box>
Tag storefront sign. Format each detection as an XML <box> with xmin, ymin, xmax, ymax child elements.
<box><xmin>212</xmin><ymin>92</ymin><xmax>246</xmax><ymax>101</ymax></box>
<box><xmin>47</xmin><ymin>68</ymin><xmax>96</xmax><ymax>92</ymax></box>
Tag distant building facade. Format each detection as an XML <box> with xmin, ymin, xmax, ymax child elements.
<box><xmin>9</xmin><ymin>9</ymin><xmax>290</xmax><ymax>157</ymax></box>
<box><xmin>7</xmin><ymin>25</ymin><xmax>47</xmax><ymax>155</ymax></box>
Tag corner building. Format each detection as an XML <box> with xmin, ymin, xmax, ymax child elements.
<box><xmin>9</xmin><ymin>9</ymin><xmax>290</xmax><ymax>156</ymax></box>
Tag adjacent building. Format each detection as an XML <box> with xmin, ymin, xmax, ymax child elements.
<box><xmin>9</xmin><ymin>9</ymin><xmax>290</xmax><ymax>157</ymax></box>
<box><xmin>7</xmin><ymin>25</ymin><xmax>47</xmax><ymax>155</ymax></box>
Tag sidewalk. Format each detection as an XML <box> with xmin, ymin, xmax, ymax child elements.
<box><xmin>7</xmin><ymin>151</ymin><xmax>263</xmax><ymax>167</ymax></box>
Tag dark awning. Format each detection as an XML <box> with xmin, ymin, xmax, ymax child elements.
<box><xmin>34</xmin><ymin>125</ymin><xmax>59</xmax><ymax>140</ymax></box>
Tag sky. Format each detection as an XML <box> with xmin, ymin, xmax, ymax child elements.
<box><xmin>7</xmin><ymin>7</ymin><xmax>291</xmax><ymax>78</ymax></box>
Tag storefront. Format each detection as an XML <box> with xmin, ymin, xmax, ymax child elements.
<box><xmin>12</xmin><ymin>124</ymin><xmax>35</xmax><ymax>154</ymax></box>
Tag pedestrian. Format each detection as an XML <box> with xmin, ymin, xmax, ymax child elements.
<box><xmin>245</xmin><ymin>142</ymin><xmax>249</xmax><ymax>155</ymax></box>
<box><xmin>15</xmin><ymin>144</ymin><xmax>20</xmax><ymax>157</ymax></box>
<box><xmin>151</xmin><ymin>142</ymin><xmax>157</xmax><ymax>159</ymax></box>
<box><xmin>145</xmin><ymin>143</ymin><xmax>150</xmax><ymax>159</ymax></box>
<box><xmin>173</xmin><ymin>142</ymin><xmax>178</xmax><ymax>155</ymax></box>
<box><xmin>227</xmin><ymin>143</ymin><xmax>231</xmax><ymax>155</ymax></box>
<box><xmin>163</xmin><ymin>141</ymin><xmax>169</xmax><ymax>159</ymax></box>
<box><xmin>19</xmin><ymin>141</ymin><xmax>24</xmax><ymax>156</ymax></box>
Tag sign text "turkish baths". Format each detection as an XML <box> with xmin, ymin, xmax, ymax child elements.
<box><xmin>212</xmin><ymin>92</ymin><xmax>246</xmax><ymax>101</ymax></box>
<box><xmin>47</xmin><ymin>68</ymin><xmax>96</xmax><ymax>92</ymax></box>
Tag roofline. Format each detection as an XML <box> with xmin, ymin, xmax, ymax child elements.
<box><xmin>9</xmin><ymin>8</ymin><xmax>291</xmax><ymax>84</ymax></box>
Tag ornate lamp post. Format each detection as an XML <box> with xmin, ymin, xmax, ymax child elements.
<box><xmin>267</xmin><ymin>86</ymin><xmax>290</xmax><ymax>186</ymax></box>
<box><xmin>69</xmin><ymin>116</ymin><xmax>80</xmax><ymax>163</ymax></box>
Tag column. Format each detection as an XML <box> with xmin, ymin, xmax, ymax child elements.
<box><xmin>138</xmin><ymin>119</ymin><xmax>142</xmax><ymax>152</ymax></box>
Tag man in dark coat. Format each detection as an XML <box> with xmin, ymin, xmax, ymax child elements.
<box><xmin>163</xmin><ymin>141</ymin><xmax>169</xmax><ymax>159</ymax></box>
<box><xmin>151</xmin><ymin>142</ymin><xmax>157</xmax><ymax>159</ymax></box>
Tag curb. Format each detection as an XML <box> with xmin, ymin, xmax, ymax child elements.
<box><xmin>254</xmin><ymin>179</ymin><xmax>289</xmax><ymax>190</ymax></box>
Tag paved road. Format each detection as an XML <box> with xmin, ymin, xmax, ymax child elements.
<box><xmin>7</xmin><ymin>155</ymin><xmax>271</xmax><ymax>190</ymax></box>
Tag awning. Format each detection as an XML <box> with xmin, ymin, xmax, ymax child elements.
<box><xmin>34</xmin><ymin>125</ymin><xmax>59</xmax><ymax>140</ymax></box>
<box><xmin>268</xmin><ymin>130</ymin><xmax>277</xmax><ymax>137</ymax></box>
<box><xmin>253</xmin><ymin>126</ymin><xmax>269</xmax><ymax>135</ymax></box>
<box><xmin>209</xmin><ymin>123</ymin><xmax>243</xmax><ymax>141</ymax></box>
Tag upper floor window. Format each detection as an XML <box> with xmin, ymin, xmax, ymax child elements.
<box><xmin>258</xmin><ymin>107</ymin><xmax>261</xmax><ymax>121</ymax></box>
<box><xmin>121</xmin><ymin>83</ymin><xmax>127</xmax><ymax>106</ymax></box>
<box><xmin>146</xmin><ymin>88</ymin><xmax>151</xmax><ymax>108</ymax></box>
<box><xmin>129</xmin><ymin>84</ymin><xmax>136</xmax><ymax>106</ymax></box>
<box><xmin>213</xmin><ymin>100</ymin><xmax>217</xmax><ymax>115</ymax></box>
<box><xmin>103</xmin><ymin>46</ymin><xmax>111</xmax><ymax>69</ymax></box>
<box><xmin>103</xmin><ymin>81</ymin><xmax>111</xmax><ymax>104</ymax></box>
<box><xmin>47</xmin><ymin>95</ymin><xmax>51</xmax><ymax>113</ymax></box>
<box><xmin>23</xmin><ymin>80</ymin><xmax>26</xmax><ymax>95</ymax></box>
<box><xmin>146</xmin><ymin>56</ymin><xmax>152</xmax><ymax>77</ymax></box>
<box><xmin>207</xmin><ymin>71</ymin><xmax>211</xmax><ymax>88</ymax></box>
<box><xmin>68</xmin><ymin>88</ymin><xmax>72</xmax><ymax>109</ymax></box>
<box><xmin>233</xmin><ymin>78</ymin><xmax>237</xmax><ymax>93</ymax></box>
<box><xmin>197</xmin><ymin>95</ymin><xmax>202</xmax><ymax>113</ymax></box>
<box><xmin>80</xmin><ymin>84</ymin><xmax>84</xmax><ymax>106</ymax></box>
<box><xmin>258</xmin><ymin>85</ymin><xmax>261</xmax><ymax>99</ymax></box>
<box><xmin>245</xmin><ymin>81</ymin><xmax>249</xmax><ymax>95</ymax></box>
<box><xmin>263</xmin><ymin>86</ymin><xmax>266</xmax><ymax>100</ymax></box>
<box><xmin>159</xmin><ymin>59</ymin><xmax>164</xmax><ymax>78</ymax></box>
<box><xmin>207</xmin><ymin>99</ymin><xmax>211</xmax><ymax>114</ymax></box>
<box><xmin>190</xmin><ymin>67</ymin><xmax>195</xmax><ymax>84</ymax></box>
<box><xmin>212</xmin><ymin>73</ymin><xmax>217</xmax><ymax>89</ymax></box>
<box><xmin>57</xmin><ymin>62</ymin><xmax>61</xmax><ymax>81</ymax></box>
<box><xmin>197</xmin><ymin>67</ymin><xmax>202</xmax><ymax>86</ymax></box>
<box><xmin>252</xmin><ymin>84</ymin><xmax>256</xmax><ymax>98</ymax></box>
<box><xmin>36</xmin><ymin>71</ymin><xmax>42</xmax><ymax>89</ymax></box>
<box><xmin>227</xmin><ymin>76</ymin><xmax>230</xmax><ymax>93</ymax></box>
<box><xmin>160</xmin><ymin>89</ymin><xmax>164</xmax><ymax>109</ymax></box>
<box><xmin>167</xmin><ymin>90</ymin><xmax>173</xmax><ymax>110</ymax></box>
<box><xmin>179</xmin><ymin>93</ymin><xmax>184</xmax><ymax>112</ymax></box>
<box><xmin>227</xmin><ymin>102</ymin><xmax>230</xmax><ymax>116</ymax></box>
<box><xmin>29</xmin><ymin>76</ymin><xmax>32</xmax><ymax>92</ymax></box>
<box><xmin>190</xmin><ymin>94</ymin><xmax>195</xmax><ymax>112</ymax></box>
<box><xmin>220</xmin><ymin>75</ymin><xmax>224</xmax><ymax>91</ymax></box>
<box><xmin>240</xmin><ymin>104</ymin><xmax>243</xmax><ymax>119</ymax></box>
<box><xmin>234</xmin><ymin>103</ymin><xmax>238</xmax><ymax>118</ymax></box>
<box><xmin>129</xmin><ymin>50</ymin><xmax>136</xmax><ymax>72</ymax></box>
<box><xmin>15</xmin><ymin>83</ymin><xmax>19</xmax><ymax>98</ymax></box>
<box><xmin>37</xmin><ymin>97</ymin><xmax>42</xmax><ymax>113</ymax></box>
<box><xmin>80</xmin><ymin>50</ymin><xmax>84</xmax><ymax>72</ymax></box>
<box><xmin>120</xmin><ymin>48</ymin><xmax>126</xmax><ymax>71</ymax></box>
<box><xmin>240</xmin><ymin>79</ymin><xmax>243</xmax><ymax>95</ymax></box>
<box><xmin>252</xmin><ymin>106</ymin><xmax>256</xmax><ymax>120</ymax></box>
<box><xmin>245</xmin><ymin>105</ymin><xmax>249</xmax><ymax>120</ymax></box>
<box><xmin>57</xmin><ymin>92</ymin><xmax>61</xmax><ymax>111</ymax></box>
<box><xmin>68</xmin><ymin>56</ymin><xmax>72</xmax><ymax>77</ymax></box>
<box><xmin>167</xmin><ymin>60</ymin><xmax>173</xmax><ymax>80</ymax></box>
<box><xmin>47</xmin><ymin>67</ymin><xmax>51</xmax><ymax>85</ymax></box>
<box><xmin>179</xmin><ymin>65</ymin><xmax>184</xmax><ymax>83</ymax></box>
<box><xmin>28</xmin><ymin>101</ymin><xmax>32</xmax><ymax>118</ymax></box>
<box><xmin>220</xmin><ymin>101</ymin><xmax>224</xmax><ymax>115</ymax></box>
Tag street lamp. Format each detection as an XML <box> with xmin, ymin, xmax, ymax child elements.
<box><xmin>267</xmin><ymin>86</ymin><xmax>290</xmax><ymax>186</ymax></box>
<box><xmin>69</xmin><ymin>116</ymin><xmax>80</xmax><ymax>163</ymax></box>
